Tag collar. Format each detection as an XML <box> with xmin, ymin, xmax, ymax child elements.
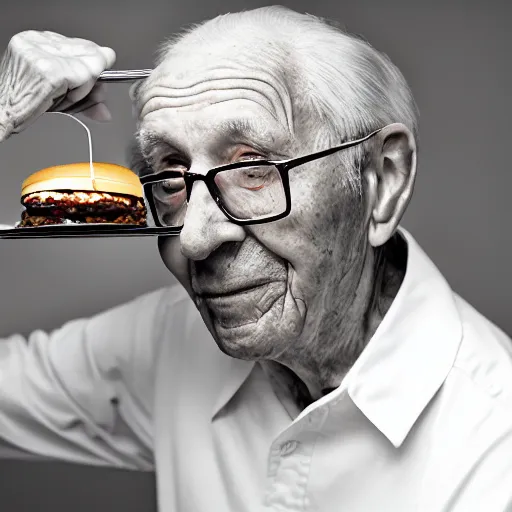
<box><xmin>211</xmin><ymin>227</ymin><xmax>463</xmax><ymax>448</ymax></box>
<box><xmin>344</xmin><ymin>227</ymin><xmax>463</xmax><ymax>447</ymax></box>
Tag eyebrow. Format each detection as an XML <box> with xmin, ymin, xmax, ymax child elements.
<box><xmin>135</xmin><ymin>118</ymin><xmax>294</xmax><ymax>163</ymax></box>
<box><xmin>135</xmin><ymin>130</ymin><xmax>180</xmax><ymax>158</ymax></box>
<box><xmin>215</xmin><ymin>118</ymin><xmax>293</xmax><ymax>154</ymax></box>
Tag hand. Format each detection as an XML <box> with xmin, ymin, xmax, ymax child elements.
<box><xmin>0</xmin><ymin>30</ymin><xmax>116</xmax><ymax>141</ymax></box>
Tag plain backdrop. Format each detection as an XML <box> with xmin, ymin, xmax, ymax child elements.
<box><xmin>0</xmin><ymin>0</ymin><xmax>510</xmax><ymax>510</ymax></box>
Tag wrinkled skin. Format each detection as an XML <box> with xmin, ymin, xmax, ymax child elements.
<box><xmin>0</xmin><ymin>30</ymin><xmax>115</xmax><ymax>142</ymax></box>
<box><xmin>134</xmin><ymin>47</ymin><xmax>415</xmax><ymax>403</ymax></box>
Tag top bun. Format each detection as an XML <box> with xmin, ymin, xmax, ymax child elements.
<box><xmin>21</xmin><ymin>162</ymin><xmax>143</xmax><ymax>198</ymax></box>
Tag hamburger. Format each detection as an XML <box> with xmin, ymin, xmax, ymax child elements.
<box><xmin>16</xmin><ymin>162</ymin><xmax>147</xmax><ymax>228</ymax></box>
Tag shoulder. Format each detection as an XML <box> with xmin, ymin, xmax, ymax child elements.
<box><xmin>78</xmin><ymin>283</ymin><xmax>196</xmax><ymax>373</ymax></box>
<box><xmin>119</xmin><ymin>283</ymin><xmax>190</xmax><ymax>314</ymax></box>
<box><xmin>450</xmin><ymin>294</ymin><xmax>512</xmax><ymax>412</ymax></box>
<box><xmin>418</xmin><ymin>297</ymin><xmax>512</xmax><ymax>508</ymax></box>
<box><xmin>88</xmin><ymin>283</ymin><xmax>192</xmax><ymax>332</ymax></box>
<box><xmin>422</xmin><ymin>294</ymin><xmax>512</xmax><ymax>461</ymax></box>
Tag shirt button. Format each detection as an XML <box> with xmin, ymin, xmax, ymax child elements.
<box><xmin>280</xmin><ymin>440</ymin><xmax>299</xmax><ymax>456</ymax></box>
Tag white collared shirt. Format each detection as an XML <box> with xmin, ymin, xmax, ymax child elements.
<box><xmin>0</xmin><ymin>228</ymin><xmax>512</xmax><ymax>511</ymax></box>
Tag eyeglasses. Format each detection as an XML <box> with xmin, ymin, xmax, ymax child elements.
<box><xmin>140</xmin><ymin>127</ymin><xmax>383</xmax><ymax>228</ymax></box>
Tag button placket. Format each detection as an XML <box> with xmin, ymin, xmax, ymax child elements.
<box><xmin>264</xmin><ymin>407</ymin><xmax>328</xmax><ymax>511</ymax></box>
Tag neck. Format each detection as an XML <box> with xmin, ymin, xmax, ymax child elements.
<box><xmin>264</xmin><ymin>233</ymin><xmax>407</xmax><ymax>409</ymax></box>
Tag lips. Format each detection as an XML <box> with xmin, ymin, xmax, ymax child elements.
<box><xmin>196</xmin><ymin>280</ymin><xmax>274</xmax><ymax>299</ymax></box>
<box><xmin>189</xmin><ymin>236</ymin><xmax>290</xmax><ymax>330</ymax></box>
<box><xmin>198</xmin><ymin>281</ymin><xmax>285</xmax><ymax>329</ymax></box>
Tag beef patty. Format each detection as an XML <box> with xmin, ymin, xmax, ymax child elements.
<box><xmin>17</xmin><ymin>190</ymin><xmax>147</xmax><ymax>227</ymax></box>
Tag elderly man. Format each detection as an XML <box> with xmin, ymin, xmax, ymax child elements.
<box><xmin>0</xmin><ymin>6</ymin><xmax>511</xmax><ymax>512</ymax></box>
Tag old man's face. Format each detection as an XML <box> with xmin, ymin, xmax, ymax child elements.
<box><xmin>135</xmin><ymin>50</ymin><xmax>370</xmax><ymax>363</ymax></box>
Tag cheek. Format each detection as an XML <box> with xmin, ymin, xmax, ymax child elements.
<box><xmin>244</xmin><ymin>180</ymin><xmax>333</xmax><ymax>265</ymax></box>
<box><xmin>292</xmin><ymin>169</ymin><xmax>364</xmax><ymax>236</ymax></box>
<box><xmin>255</xmin><ymin>174</ymin><xmax>365</xmax><ymax>280</ymax></box>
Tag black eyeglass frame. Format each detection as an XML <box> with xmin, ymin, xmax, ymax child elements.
<box><xmin>139</xmin><ymin>127</ymin><xmax>383</xmax><ymax>228</ymax></box>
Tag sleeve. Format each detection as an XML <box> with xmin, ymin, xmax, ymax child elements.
<box><xmin>0</xmin><ymin>286</ymin><xmax>177</xmax><ymax>471</ymax></box>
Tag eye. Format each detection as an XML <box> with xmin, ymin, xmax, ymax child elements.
<box><xmin>236</xmin><ymin>151</ymin><xmax>266</xmax><ymax>162</ymax></box>
<box><xmin>235</xmin><ymin>166</ymin><xmax>275</xmax><ymax>191</ymax></box>
<box><xmin>161</xmin><ymin>178</ymin><xmax>185</xmax><ymax>193</ymax></box>
<box><xmin>240</xmin><ymin>153</ymin><xmax>263</xmax><ymax>161</ymax></box>
<box><xmin>152</xmin><ymin>176</ymin><xmax>186</xmax><ymax>205</ymax></box>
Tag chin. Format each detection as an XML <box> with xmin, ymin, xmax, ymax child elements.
<box><xmin>196</xmin><ymin>296</ymin><xmax>306</xmax><ymax>362</ymax></box>
<box><xmin>212</xmin><ymin>322</ymin><xmax>277</xmax><ymax>360</ymax></box>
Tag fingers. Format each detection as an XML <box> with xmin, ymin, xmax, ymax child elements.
<box><xmin>99</xmin><ymin>46</ymin><xmax>116</xmax><ymax>69</ymax></box>
<box><xmin>61</xmin><ymin>48</ymin><xmax>114</xmax><ymax>106</ymax></box>
<box><xmin>61</xmin><ymin>82</ymin><xmax>111</xmax><ymax>121</ymax></box>
<box><xmin>64</xmin><ymin>81</ymin><xmax>107</xmax><ymax>108</ymax></box>
<box><xmin>2</xmin><ymin>30</ymin><xmax>117</xmax><ymax>141</ymax></box>
<box><xmin>52</xmin><ymin>82</ymin><xmax>110</xmax><ymax>121</ymax></box>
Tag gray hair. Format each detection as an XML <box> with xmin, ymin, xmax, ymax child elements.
<box><xmin>137</xmin><ymin>6</ymin><xmax>419</xmax><ymax>194</ymax></box>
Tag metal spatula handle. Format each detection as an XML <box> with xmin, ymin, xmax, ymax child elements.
<box><xmin>97</xmin><ymin>69</ymin><xmax>153</xmax><ymax>82</ymax></box>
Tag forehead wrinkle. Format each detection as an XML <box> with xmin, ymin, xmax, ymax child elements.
<box><xmin>160</xmin><ymin>73</ymin><xmax>292</xmax><ymax>127</ymax></box>
<box><xmin>135</xmin><ymin>69</ymin><xmax>294</xmax><ymax>133</ymax></box>
<box><xmin>141</xmin><ymin>88</ymin><xmax>280</xmax><ymax>124</ymax></box>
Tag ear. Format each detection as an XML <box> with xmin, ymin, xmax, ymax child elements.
<box><xmin>363</xmin><ymin>123</ymin><xmax>417</xmax><ymax>247</ymax></box>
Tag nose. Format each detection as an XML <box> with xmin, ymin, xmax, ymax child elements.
<box><xmin>179</xmin><ymin>180</ymin><xmax>246</xmax><ymax>260</ymax></box>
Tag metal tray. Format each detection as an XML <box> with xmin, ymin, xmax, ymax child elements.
<box><xmin>0</xmin><ymin>224</ymin><xmax>180</xmax><ymax>239</ymax></box>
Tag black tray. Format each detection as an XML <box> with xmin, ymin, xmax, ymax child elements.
<box><xmin>0</xmin><ymin>224</ymin><xmax>180</xmax><ymax>238</ymax></box>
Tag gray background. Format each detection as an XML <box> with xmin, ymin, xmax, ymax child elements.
<box><xmin>0</xmin><ymin>0</ymin><xmax>510</xmax><ymax>510</ymax></box>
